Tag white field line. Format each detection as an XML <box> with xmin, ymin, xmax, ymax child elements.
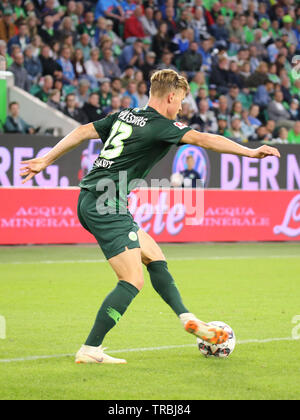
<box><xmin>0</xmin><ymin>336</ymin><xmax>299</xmax><ymax>363</ymax></box>
<box><xmin>0</xmin><ymin>255</ymin><xmax>300</xmax><ymax>265</ymax></box>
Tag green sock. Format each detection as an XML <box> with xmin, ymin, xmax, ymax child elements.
<box><xmin>147</xmin><ymin>260</ymin><xmax>189</xmax><ymax>316</ymax></box>
<box><xmin>85</xmin><ymin>280</ymin><xmax>139</xmax><ymax>347</ymax></box>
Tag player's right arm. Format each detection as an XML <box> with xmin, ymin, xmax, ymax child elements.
<box><xmin>181</xmin><ymin>130</ymin><xmax>281</xmax><ymax>159</ymax></box>
<box><xmin>20</xmin><ymin>123</ymin><xmax>99</xmax><ymax>184</ymax></box>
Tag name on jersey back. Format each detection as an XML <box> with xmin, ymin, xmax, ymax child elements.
<box><xmin>119</xmin><ymin>110</ymin><xmax>148</xmax><ymax>127</ymax></box>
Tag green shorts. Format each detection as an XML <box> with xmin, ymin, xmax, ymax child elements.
<box><xmin>77</xmin><ymin>188</ymin><xmax>140</xmax><ymax>260</ymax></box>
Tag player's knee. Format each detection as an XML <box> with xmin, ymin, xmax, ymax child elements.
<box><xmin>142</xmin><ymin>251</ymin><xmax>166</xmax><ymax>266</ymax></box>
<box><xmin>128</xmin><ymin>276</ymin><xmax>144</xmax><ymax>291</ymax></box>
<box><xmin>121</xmin><ymin>274</ymin><xmax>144</xmax><ymax>291</ymax></box>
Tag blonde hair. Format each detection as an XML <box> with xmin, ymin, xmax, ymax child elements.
<box><xmin>150</xmin><ymin>69</ymin><xmax>189</xmax><ymax>97</ymax></box>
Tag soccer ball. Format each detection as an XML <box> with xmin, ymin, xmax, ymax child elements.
<box><xmin>197</xmin><ymin>321</ymin><xmax>236</xmax><ymax>358</ymax></box>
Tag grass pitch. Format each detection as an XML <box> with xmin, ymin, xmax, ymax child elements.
<box><xmin>0</xmin><ymin>242</ymin><xmax>300</xmax><ymax>400</ymax></box>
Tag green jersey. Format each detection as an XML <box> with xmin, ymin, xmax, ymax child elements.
<box><xmin>79</xmin><ymin>106</ymin><xmax>192</xmax><ymax>209</ymax></box>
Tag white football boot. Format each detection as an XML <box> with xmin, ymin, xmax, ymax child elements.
<box><xmin>75</xmin><ymin>345</ymin><xmax>127</xmax><ymax>364</ymax></box>
<box><xmin>180</xmin><ymin>313</ymin><xmax>229</xmax><ymax>345</ymax></box>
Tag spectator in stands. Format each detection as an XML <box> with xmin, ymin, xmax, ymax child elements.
<box><xmin>38</xmin><ymin>15</ymin><xmax>59</xmax><ymax>46</ymax></box>
<box><xmin>30</xmin><ymin>35</ymin><xmax>42</xmax><ymax>59</ymax></box>
<box><xmin>0</xmin><ymin>8</ymin><xmax>16</xmax><ymax>44</ymax></box>
<box><xmin>228</xmin><ymin>17</ymin><xmax>245</xmax><ymax>53</ymax></box>
<box><xmin>100</xmin><ymin>47</ymin><xmax>121</xmax><ymax>79</ymax></box>
<box><xmin>225</xmin><ymin>84</ymin><xmax>240</xmax><ymax>113</ymax></box>
<box><xmin>111</xmin><ymin>77</ymin><xmax>123</xmax><ymax>95</ymax></box>
<box><xmin>179</xmin><ymin>102</ymin><xmax>194</xmax><ymax>125</ymax></box>
<box><xmin>24</xmin><ymin>44</ymin><xmax>42</xmax><ymax>83</ymax></box>
<box><xmin>288</xmin><ymin>121</ymin><xmax>300</xmax><ymax>144</ymax></box>
<box><xmin>75</xmin><ymin>33</ymin><xmax>91</xmax><ymax>63</ymax></box>
<box><xmin>210</xmin><ymin>15</ymin><xmax>230</xmax><ymax>45</ymax></box>
<box><xmin>189</xmin><ymin>71</ymin><xmax>207</xmax><ymax>99</ymax></box>
<box><xmin>98</xmin><ymin>79</ymin><xmax>112</xmax><ymax>108</ymax></box>
<box><xmin>267</xmin><ymin>37</ymin><xmax>284</xmax><ymax>64</ymax></box>
<box><xmin>215</xmin><ymin>114</ymin><xmax>227</xmax><ymax>136</ymax></box>
<box><xmin>231</xmin><ymin>100</ymin><xmax>243</xmax><ymax>119</ymax></box>
<box><xmin>151</xmin><ymin>22</ymin><xmax>173</xmax><ymax>60</ymax></box>
<box><xmin>75</xmin><ymin>78</ymin><xmax>91</xmax><ymax>108</ymax></box>
<box><xmin>77</xmin><ymin>11</ymin><xmax>96</xmax><ymax>39</ymax></box>
<box><xmin>282</xmin><ymin>15</ymin><xmax>297</xmax><ymax>46</ymax></box>
<box><xmin>140</xmin><ymin>7</ymin><xmax>157</xmax><ymax>38</ymax></box>
<box><xmin>245</xmin><ymin>61</ymin><xmax>269</xmax><ymax>88</ymax></box>
<box><xmin>275</xmin><ymin>127</ymin><xmax>289</xmax><ymax>144</ymax></box>
<box><xmin>58</xmin><ymin>16</ymin><xmax>77</xmax><ymax>44</ymax></box>
<box><xmin>253</xmin><ymin>80</ymin><xmax>274</xmax><ymax>110</ymax></box>
<box><xmin>105</xmin><ymin>18</ymin><xmax>124</xmax><ymax>56</ymax></box>
<box><xmin>266</xmin><ymin>119</ymin><xmax>276</xmax><ymax>140</ymax></box>
<box><xmin>118</xmin><ymin>38</ymin><xmax>144</xmax><ymax>71</ymax></box>
<box><xmin>47</xmin><ymin>88</ymin><xmax>63</xmax><ymax>112</ymax></box>
<box><xmin>224</xmin><ymin>115</ymin><xmax>245</xmax><ymax>143</ymax></box>
<box><xmin>156</xmin><ymin>51</ymin><xmax>177</xmax><ymax>71</ymax></box>
<box><xmin>268</xmin><ymin>90</ymin><xmax>294</xmax><ymax>129</ymax></box>
<box><xmin>179</xmin><ymin>41</ymin><xmax>202</xmax><ymax>79</ymax></box>
<box><xmin>103</xmin><ymin>94</ymin><xmax>121</xmax><ymax>115</ymax></box>
<box><xmin>72</xmin><ymin>48</ymin><xmax>87</xmax><ymax>80</ymax></box>
<box><xmin>94</xmin><ymin>17</ymin><xmax>107</xmax><ymax>47</ymax></box>
<box><xmin>35</xmin><ymin>74</ymin><xmax>53</xmax><ymax>102</ymax></box>
<box><xmin>198</xmin><ymin>36</ymin><xmax>213</xmax><ymax>73</ymax></box>
<box><xmin>120</xmin><ymin>0</ymin><xmax>136</xmax><ymax>19</ymax></box>
<box><xmin>84</xmin><ymin>47</ymin><xmax>104</xmax><ymax>89</ymax></box>
<box><xmin>254</xmin><ymin>125</ymin><xmax>270</xmax><ymax>142</ymax></box>
<box><xmin>248</xmin><ymin>104</ymin><xmax>263</xmax><ymax>129</ymax></box>
<box><xmin>191</xmin><ymin>6</ymin><xmax>208</xmax><ymax>42</ymax></box>
<box><xmin>124</xmin><ymin>5</ymin><xmax>146</xmax><ymax>41</ymax></box>
<box><xmin>214</xmin><ymin>95</ymin><xmax>231</xmax><ymax>122</ymax></box>
<box><xmin>206</xmin><ymin>84</ymin><xmax>218</xmax><ymax>110</ymax></box>
<box><xmin>121</xmin><ymin>95</ymin><xmax>132</xmax><ymax>109</ymax></box>
<box><xmin>7</xmin><ymin>20</ymin><xmax>31</xmax><ymax>55</ymax></box>
<box><xmin>139</xmin><ymin>50</ymin><xmax>155</xmax><ymax>81</ymax></box>
<box><xmin>56</xmin><ymin>45</ymin><xmax>76</xmax><ymax>86</ymax></box>
<box><xmin>4</xmin><ymin>101</ymin><xmax>35</xmax><ymax>134</ymax></box>
<box><xmin>26</xmin><ymin>14</ymin><xmax>39</xmax><ymax>40</ymax></box>
<box><xmin>63</xmin><ymin>92</ymin><xmax>87</xmax><ymax>123</ymax></box>
<box><xmin>190</xmin><ymin>99</ymin><xmax>217</xmax><ymax>133</ymax></box>
<box><xmin>241</xmin><ymin>109</ymin><xmax>256</xmax><ymax>141</ymax></box>
<box><xmin>210</xmin><ymin>57</ymin><xmax>230</xmax><ymax>94</ymax></box>
<box><xmin>281</xmin><ymin>75</ymin><xmax>293</xmax><ymax>105</ymax></box>
<box><xmin>95</xmin><ymin>0</ymin><xmax>125</xmax><ymax>27</ymax></box>
<box><xmin>123</xmin><ymin>80</ymin><xmax>138</xmax><ymax>108</ymax></box>
<box><xmin>39</xmin><ymin>44</ymin><xmax>62</xmax><ymax>78</ymax></box>
<box><xmin>228</xmin><ymin>62</ymin><xmax>244</xmax><ymax>89</ymax></box>
<box><xmin>135</xmin><ymin>81</ymin><xmax>149</xmax><ymax>108</ymax></box>
<box><xmin>289</xmin><ymin>99</ymin><xmax>300</xmax><ymax>121</ymax></box>
<box><xmin>40</xmin><ymin>0</ymin><xmax>64</xmax><ymax>22</ymax></box>
<box><xmin>9</xmin><ymin>51</ymin><xmax>32</xmax><ymax>92</ymax></box>
<box><xmin>81</xmin><ymin>92</ymin><xmax>105</xmax><ymax>122</ymax></box>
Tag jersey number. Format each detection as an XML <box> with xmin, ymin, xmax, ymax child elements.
<box><xmin>100</xmin><ymin>121</ymin><xmax>132</xmax><ymax>160</ymax></box>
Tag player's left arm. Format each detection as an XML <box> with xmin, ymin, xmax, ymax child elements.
<box><xmin>181</xmin><ymin>130</ymin><xmax>281</xmax><ymax>159</ymax></box>
<box><xmin>20</xmin><ymin>123</ymin><xmax>99</xmax><ymax>184</ymax></box>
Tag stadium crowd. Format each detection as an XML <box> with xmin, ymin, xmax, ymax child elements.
<box><xmin>0</xmin><ymin>0</ymin><xmax>300</xmax><ymax>143</ymax></box>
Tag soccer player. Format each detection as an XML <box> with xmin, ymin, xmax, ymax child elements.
<box><xmin>20</xmin><ymin>70</ymin><xmax>280</xmax><ymax>364</ymax></box>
